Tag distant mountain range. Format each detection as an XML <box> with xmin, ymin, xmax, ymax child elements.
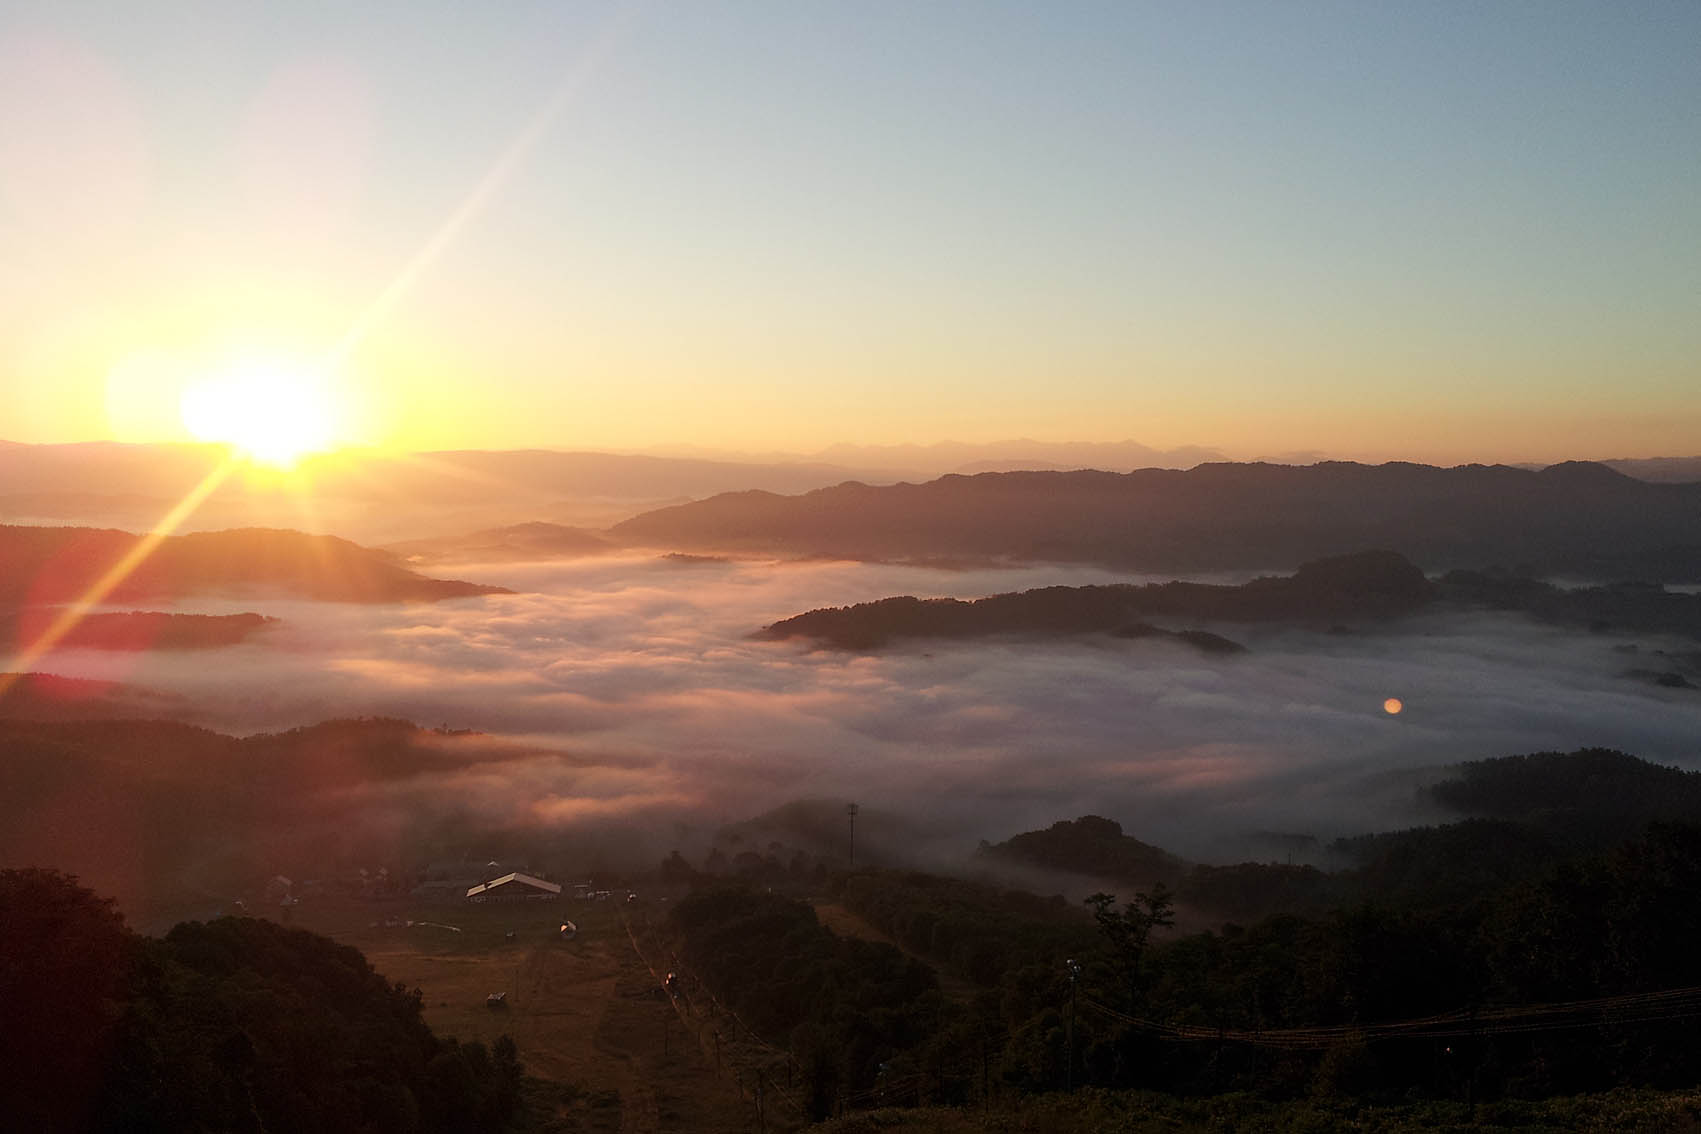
<box><xmin>385</xmin><ymin>521</ymin><xmax>614</xmax><ymax>564</ymax></box>
<box><xmin>614</xmin><ymin>461</ymin><xmax>1701</xmax><ymax>581</ymax></box>
<box><xmin>0</xmin><ymin>442</ymin><xmax>914</xmax><ymax>541</ymax></box>
<box><xmin>4</xmin><ymin>441</ymin><xmax>1698</xmax><ymax>546</ymax></box>
<box><xmin>1599</xmin><ymin>456</ymin><xmax>1701</xmax><ymax>484</ymax></box>
<box><xmin>798</xmin><ymin>438</ymin><xmax>1227</xmax><ymax>475</ymax></box>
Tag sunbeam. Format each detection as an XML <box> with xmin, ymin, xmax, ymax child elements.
<box><xmin>0</xmin><ymin>456</ymin><xmax>239</xmax><ymax>695</ymax></box>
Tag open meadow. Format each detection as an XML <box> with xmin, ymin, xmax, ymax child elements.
<box><xmin>295</xmin><ymin>896</ymin><xmax>780</xmax><ymax>1133</ymax></box>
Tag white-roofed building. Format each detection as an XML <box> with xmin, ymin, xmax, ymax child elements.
<box><xmin>465</xmin><ymin>872</ymin><xmax>563</xmax><ymax>902</ymax></box>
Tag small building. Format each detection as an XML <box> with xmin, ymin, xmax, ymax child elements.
<box><xmin>466</xmin><ymin>872</ymin><xmax>562</xmax><ymax>902</ymax></box>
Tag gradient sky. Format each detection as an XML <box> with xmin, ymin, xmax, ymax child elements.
<box><xmin>2</xmin><ymin>1</ymin><xmax>1697</xmax><ymax>463</ymax></box>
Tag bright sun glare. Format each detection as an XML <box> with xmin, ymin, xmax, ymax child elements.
<box><xmin>179</xmin><ymin>363</ymin><xmax>340</xmax><ymax>467</ymax></box>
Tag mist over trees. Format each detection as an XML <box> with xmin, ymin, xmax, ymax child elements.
<box><xmin>664</xmin><ymin>760</ymin><xmax>1701</xmax><ymax>1110</ymax></box>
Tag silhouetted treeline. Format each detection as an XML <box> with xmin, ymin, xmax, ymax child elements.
<box><xmin>1431</xmin><ymin>746</ymin><xmax>1701</xmax><ymax>827</ymax></box>
<box><xmin>0</xmin><ymin>869</ymin><xmax>522</xmax><ymax>1133</ymax></box>
<box><xmin>1441</xmin><ymin>569</ymin><xmax>1701</xmax><ymax>642</ymax></box>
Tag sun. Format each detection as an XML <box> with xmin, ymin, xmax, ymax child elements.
<box><xmin>179</xmin><ymin>362</ymin><xmax>341</xmax><ymax>467</ymax></box>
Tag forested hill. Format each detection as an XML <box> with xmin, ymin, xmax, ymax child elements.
<box><xmin>963</xmin><ymin>750</ymin><xmax>1701</xmax><ymax>924</ymax></box>
<box><xmin>0</xmin><ymin>524</ymin><xmax>509</xmax><ymax>607</ymax></box>
<box><xmin>674</xmin><ymin>799</ymin><xmax>1701</xmax><ymax>1113</ymax></box>
<box><xmin>0</xmin><ymin>869</ymin><xmax>523</xmax><ymax>1132</ymax></box>
<box><xmin>977</xmin><ymin>815</ymin><xmax>1187</xmax><ymax>888</ymax></box>
<box><xmin>762</xmin><ymin>550</ymin><xmax>1431</xmax><ymax>649</ymax></box>
<box><xmin>1429</xmin><ymin>747</ymin><xmax>1701</xmax><ymax>831</ymax></box>
<box><xmin>611</xmin><ymin>461</ymin><xmax>1701</xmax><ymax>580</ymax></box>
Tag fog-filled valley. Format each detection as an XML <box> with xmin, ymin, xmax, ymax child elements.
<box><xmin>8</xmin><ymin>469</ymin><xmax>1701</xmax><ymax>905</ymax></box>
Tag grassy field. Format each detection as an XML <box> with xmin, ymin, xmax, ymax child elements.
<box><xmin>294</xmin><ymin>896</ymin><xmax>775</xmax><ymax>1133</ymax></box>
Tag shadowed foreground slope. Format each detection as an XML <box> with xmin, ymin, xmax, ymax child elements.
<box><xmin>0</xmin><ymin>869</ymin><xmax>523</xmax><ymax>1133</ymax></box>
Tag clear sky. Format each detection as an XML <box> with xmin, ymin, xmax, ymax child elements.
<box><xmin>2</xmin><ymin>1</ymin><xmax>1696</xmax><ymax>463</ymax></box>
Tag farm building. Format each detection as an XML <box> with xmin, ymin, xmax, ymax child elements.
<box><xmin>465</xmin><ymin>872</ymin><xmax>562</xmax><ymax>902</ymax></box>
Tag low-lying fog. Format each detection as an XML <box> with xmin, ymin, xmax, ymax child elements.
<box><xmin>42</xmin><ymin>555</ymin><xmax>1701</xmax><ymax>863</ymax></box>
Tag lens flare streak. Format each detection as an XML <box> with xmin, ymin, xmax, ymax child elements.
<box><xmin>0</xmin><ymin>456</ymin><xmax>239</xmax><ymax>696</ymax></box>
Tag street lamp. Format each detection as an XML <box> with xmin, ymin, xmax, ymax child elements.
<box><xmin>1065</xmin><ymin>958</ymin><xmax>1082</xmax><ymax>1090</ymax></box>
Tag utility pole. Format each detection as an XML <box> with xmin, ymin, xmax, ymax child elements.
<box><xmin>1065</xmin><ymin>958</ymin><xmax>1081</xmax><ymax>1091</ymax></box>
<box><xmin>981</xmin><ymin>1036</ymin><xmax>989</xmax><ymax>1112</ymax></box>
<box><xmin>846</xmin><ymin>802</ymin><xmax>859</xmax><ymax>867</ymax></box>
<box><xmin>1467</xmin><ymin>1003</ymin><xmax>1479</xmax><ymax>1117</ymax></box>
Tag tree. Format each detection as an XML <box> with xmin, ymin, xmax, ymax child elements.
<box><xmin>0</xmin><ymin>869</ymin><xmax>135</xmax><ymax>1132</ymax></box>
<box><xmin>1085</xmin><ymin>885</ymin><xmax>1175</xmax><ymax>1008</ymax></box>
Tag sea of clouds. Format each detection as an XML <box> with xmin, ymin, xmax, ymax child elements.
<box><xmin>43</xmin><ymin>554</ymin><xmax>1701</xmax><ymax>864</ymax></box>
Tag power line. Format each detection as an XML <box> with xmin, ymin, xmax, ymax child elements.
<box><xmin>1077</xmin><ymin>983</ymin><xmax>1701</xmax><ymax>1050</ymax></box>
